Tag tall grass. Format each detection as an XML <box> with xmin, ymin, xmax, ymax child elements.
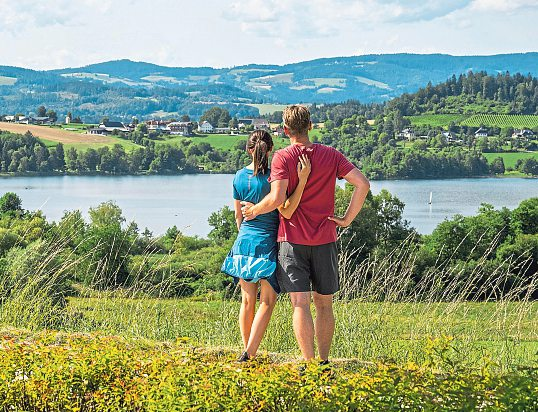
<box><xmin>0</xmin><ymin>225</ymin><xmax>537</xmax><ymax>370</ymax></box>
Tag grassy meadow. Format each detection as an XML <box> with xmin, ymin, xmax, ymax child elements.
<box><xmin>407</xmin><ymin>114</ymin><xmax>470</xmax><ymax>127</ymax></box>
<box><xmin>61</xmin><ymin>296</ymin><xmax>538</xmax><ymax>368</ymax></box>
<box><xmin>1</xmin><ymin>220</ymin><xmax>538</xmax><ymax>409</ymax></box>
<box><xmin>483</xmin><ymin>151</ymin><xmax>538</xmax><ymax>168</ymax></box>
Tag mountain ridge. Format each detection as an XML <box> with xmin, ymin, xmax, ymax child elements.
<box><xmin>2</xmin><ymin>53</ymin><xmax>538</xmax><ymax>122</ymax></box>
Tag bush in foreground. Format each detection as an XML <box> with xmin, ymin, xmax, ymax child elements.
<box><xmin>0</xmin><ymin>332</ymin><xmax>536</xmax><ymax>411</ymax></box>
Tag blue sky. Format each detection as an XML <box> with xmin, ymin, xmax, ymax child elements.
<box><xmin>1</xmin><ymin>0</ymin><xmax>537</xmax><ymax>69</ymax></box>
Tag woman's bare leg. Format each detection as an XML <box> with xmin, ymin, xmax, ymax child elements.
<box><xmin>245</xmin><ymin>279</ymin><xmax>277</xmax><ymax>357</ymax></box>
<box><xmin>239</xmin><ymin>279</ymin><xmax>258</xmax><ymax>349</ymax></box>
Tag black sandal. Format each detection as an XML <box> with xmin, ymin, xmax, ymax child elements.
<box><xmin>237</xmin><ymin>351</ymin><xmax>250</xmax><ymax>362</ymax></box>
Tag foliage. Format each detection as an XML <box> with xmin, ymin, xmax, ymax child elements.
<box><xmin>0</xmin><ymin>332</ymin><xmax>536</xmax><ymax>411</ymax></box>
<box><xmin>388</xmin><ymin>71</ymin><xmax>538</xmax><ymax>116</ymax></box>
<box><xmin>207</xmin><ymin>206</ymin><xmax>238</xmax><ymax>242</ymax></box>
<box><xmin>0</xmin><ymin>192</ymin><xmax>22</xmax><ymax>214</ymax></box>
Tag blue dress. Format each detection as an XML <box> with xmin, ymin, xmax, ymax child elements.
<box><xmin>221</xmin><ymin>167</ymin><xmax>280</xmax><ymax>293</ymax></box>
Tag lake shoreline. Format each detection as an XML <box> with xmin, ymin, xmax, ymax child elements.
<box><xmin>0</xmin><ymin>171</ymin><xmax>534</xmax><ymax>180</ymax></box>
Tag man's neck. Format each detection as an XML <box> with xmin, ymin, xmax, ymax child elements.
<box><xmin>289</xmin><ymin>134</ymin><xmax>313</xmax><ymax>147</ymax></box>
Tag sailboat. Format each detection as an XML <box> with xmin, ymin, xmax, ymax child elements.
<box><xmin>428</xmin><ymin>192</ymin><xmax>433</xmax><ymax>205</ymax></box>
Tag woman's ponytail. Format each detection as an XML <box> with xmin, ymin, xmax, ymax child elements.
<box><xmin>247</xmin><ymin>130</ymin><xmax>274</xmax><ymax>175</ymax></box>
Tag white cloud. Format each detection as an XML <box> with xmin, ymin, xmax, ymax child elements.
<box><xmin>470</xmin><ymin>0</ymin><xmax>538</xmax><ymax>12</ymax></box>
<box><xmin>0</xmin><ymin>0</ymin><xmax>110</xmax><ymax>33</ymax></box>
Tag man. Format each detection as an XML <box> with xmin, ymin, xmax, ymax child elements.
<box><xmin>242</xmin><ymin>105</ymin><xmax>370</xmax><ymax>362</ymax></box>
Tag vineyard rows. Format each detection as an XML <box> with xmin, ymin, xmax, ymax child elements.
<box><xmin>460</xmin><ymin>114</ymin><xmax>538</xmax><ymax>128</ymax></box>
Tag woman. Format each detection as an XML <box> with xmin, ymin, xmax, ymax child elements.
<box><xmin>221</xmin><ymin>129</ymin><xmax>311</xmax><ymax>362</ymax></box>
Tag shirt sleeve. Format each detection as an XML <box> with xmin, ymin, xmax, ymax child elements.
<box><xmin>335</xmin><ymin>149</ymin><xmax>356</xmax><ymax>179</ymax></box>
<box><xmin>269</xmin><ymin>150</ymin><xmax>289</xmax><ymax>182</ymax></box>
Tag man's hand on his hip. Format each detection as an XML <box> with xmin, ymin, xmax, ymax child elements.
<box><xmin>241</xmin><ymin>201</ymin><xmax>257</xmax><ymax>221</ymax></box>
<box><xmin>328</xmin><ymin>215</ymin><xmax>351</xmax><ymax>227</ymax></box>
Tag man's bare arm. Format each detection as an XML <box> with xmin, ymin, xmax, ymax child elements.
<box><xmin>242</xmin><ymin>179</ymin><xmax>288</xmax><ymax>220</ymax></box>
<box><xmin>233</xmin><ymin>199</ymin><xmax>243</xmax><ymax>230</ymax></box>
<box><xmin>328</xmin><ymin>168</ymin><xmax>370</xmax><ymax>227</ymax></box>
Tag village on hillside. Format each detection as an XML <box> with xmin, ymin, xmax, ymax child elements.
<box><xmin>0</xmin><ymin>112</ymin><xmax>283</xmax><ymax>138</ymax></box>
<box><xmin>0</xmin><ymin>109</ymin><xmax>535</xmax><ymax>149</ymax></box>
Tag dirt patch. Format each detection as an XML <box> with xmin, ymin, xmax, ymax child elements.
<box><xmin>0</xmin><ymin>122</ymin><xmax>114</xmax><ymax>144</ymax></box>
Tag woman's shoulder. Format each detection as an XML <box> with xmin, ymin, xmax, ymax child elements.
<box><xmin>234</xmin><ymin>167</ymin><xmax>251</xmax><ymax>177</ymax></box>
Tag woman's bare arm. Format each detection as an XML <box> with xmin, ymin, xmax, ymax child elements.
<box><xmin>278</xmin><ymin>155</ymin><xmax>311</xmax><ymax>220</ymax></box>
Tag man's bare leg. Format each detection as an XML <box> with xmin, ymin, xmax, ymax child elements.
<box><xmin>313</xmin><ymin>292</ymin><xmax>335</xmax><ymax>361</ymax></box>
<box><xmin>290</xmin><ymin>291</ymin><xmax>315</xmax><ymax>360</ymax></box>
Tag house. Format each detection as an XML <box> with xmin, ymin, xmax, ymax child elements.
<box><xmin>198</xmin><ymin>121</ymin><xmax>214</xmax><ymax>133</ymax></box>
<box><xmin>3</xmin><ymin>115</ymin><xmax>15</xmax><ymax>122</ymax></box>
<box><xmin>397</xmin><ymin>128</ymin><xmax>415</xmax><ymax>140</ymax></box>
<box><xmin>33</xmin><ymin>116</ymin><xmax>53</xmax><ymax>125</ymax></box>
<box><xmin>17</xmin><ymin>116</ymin><xmax>29</xmax><ymax>124</ymax></box>
<box><xmin>273</xmin><ymin>126</ymin><xmax>285</xmax><ymax>136</ymax></box>
<box><xmin>146</xmin><ymin>120</ymin><xmax>170</xmax><ymax>134</ymax></box>
<box><xmin>238</xmin><ymin>119</ymin><xmax>253</xmax><ymax>128</ymax></box>
<box><xmin>474</xmin><ymin>127</ymin><xmax>488</xmax><ymax>138</ymax></box>
<box><xmin>442</xmin><ymin>131</ymin><xmax>463</xmax><ymax>144</ymax></box>
<box><xmin>512</xmin><ymin>129</ymin><xmax>534</xmax><ymax>139</ymax></box>
<box><xmin>252</xmin><ymin>118</ymin><xmax>270</xmax><ymax>130</ymax></box>
<box><xmin>168</xmin><ymin>121</ymin><xmax>194</xmax><ymax>136</ymax></box>
<box><xmin>88</xmin><ymin>121</ymin><xmax>130</xmax><ymax>135</ymax></box>
<box><xmin>214</xmin><ymin>127</ymin><xmax>231</xmax><ymax>134</ymax></box>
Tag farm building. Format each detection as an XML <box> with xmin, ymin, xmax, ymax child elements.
<box><xmin>89</xmin><ymin>121</ymin><xmax>130</xmax><ymax>135</ymax></box>
<box><xmin>474</xmin><ymin>127</ymin><xmax>488</xmax><ymax>138</ymax></box>
<box><xmin>146</xmin><ymin>120</ymin><xmax>170</xmax><ymax>134</ymax></box>
<box><xmin>512</xmin><ymin>129</ymin><xmax>534</xmax><ymax>139</ymax></box>
<box><xmin>397</xmin><ymin>128</ymin><xmax>415</xmax><ymax>140</ymax></box>
<box><xmin>168</xmin><ymin>121</ymin><xmax>194</xmax><ymax>136</ymax></box>
<box><xmin>198</xmin><ymin>121</ymin><xmax>214</xmax><ymax>133</ymax></box>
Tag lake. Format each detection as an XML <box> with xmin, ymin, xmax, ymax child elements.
<box><xmin>0</xmin><ymin>175</ymin><xmax>536</xmax><ymax>236</ymax></box>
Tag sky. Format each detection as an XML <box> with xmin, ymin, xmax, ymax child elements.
<box><xmin>1</xmin><ymin>0</ymin><xmax>538</xmax><ymax>70</ymax></box>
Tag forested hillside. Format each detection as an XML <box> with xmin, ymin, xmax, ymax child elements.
<box><xmin>3</xmin><ymin>53</ymin><xmax>538</xmax><ymax>122</ymax></box>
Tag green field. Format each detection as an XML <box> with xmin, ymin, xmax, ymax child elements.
<box><xmin>0</xmin><ymin>75</ymin><xmax>17</xmax><ymax>86</ymax></box>
<box><xmin>462</xmin><ymin>114</ymin><xmax>538</xmax><ymax>128</ymax></box>
<box><xmin>56</xmin><ymin>123</ymin><xmax>96</xmax><ymax>133</ymax></box>
<box><xmin>406</xmin><ymin>114</ymin><xmax>470</xmax><ymax>127</ymax></box>
<box><xmin>247</xmin><ymin>103</ymin><xmax>289</xmax><ymax>115</ymax></box>
<box><xmin>483</xmin><ymin>151</ymin><xmax>538</xmax><ymax>168</ymax></box>
<box><xmin>39</xmin><ymin>136</ymin><xmax>142</xmax><ymax>152</ymax></box>
<box><xmin>158</xmin><ymin>133</ymin><xmax>299</xmax><ymax>151</ymax></box>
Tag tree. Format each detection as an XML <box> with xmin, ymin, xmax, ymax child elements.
<box><xmin>200</xmin><ymin>107</ymin><xmax>230</xmax><ymax>128</ymax></box>
<box><xmin>208</xmin><ymin>206</ymin><xmax>237</xmax><ymax>242</ymax></box>
<box><xmin>490</xmin><ymin>157</ymin><xmax>505</xmax><ymax>174</ymax></box>
<box><xmin>66</xmin><ymin>147</ymin><xmax>78</xmax><ymax>172</ymax></box>
<box><xmin>46</xmin><ymin>110</ymin><xmax>58</xmax><ymax>123</ymax></box>
<box><xmin>229</xmin><ymin>117</ymin><xmax>239</xmax><ymax>129</ymax></box>
<box><xmin>180</xmin><ymin>114</ymin><xmax>191</xmax><ymax>122</ymax></box>
<box><xmin>511</xmin><ymin>198</ymin><xmax>538</xmax><ymax>235</ymax></box>
<box><xmin>37</xmin><ymin>105</ymin><xmax>47</xmax><ymax>117</ymax></box>
<box><xmin>520</xmin><ymin>158</ymin><xmax>538</xmax><ymax>176</ymax></box>
<box><xmin>80</xmin><ymin>202</ymin><xmax>133</xmax><ymax>288</ymax></box>
<box><xmin>0</xmin><ymin>192</ymin><xmax>22</xmax><ymax>214</ymax></box>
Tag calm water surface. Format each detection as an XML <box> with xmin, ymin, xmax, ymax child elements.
<box><xmin>0</xmin><ymin>175</ymin><xmax>536</xmax><ymax>236</ymax></box>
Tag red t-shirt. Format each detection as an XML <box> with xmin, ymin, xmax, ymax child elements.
<box><xmin>269</xmin><ymin>143</ymin><xmax>355</xmax><ymax>246</ymax></box>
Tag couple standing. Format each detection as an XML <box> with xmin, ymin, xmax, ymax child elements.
<box><xmin>222</xmin><ymin>105</ymin><xmax>370</xmax><ymax>363</ymax></box>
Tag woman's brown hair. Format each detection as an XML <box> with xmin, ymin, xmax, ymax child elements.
<box><xmin>247</xmin><ymin>130</ymin><xmax>274</xmax><ymax>176</ymax></box>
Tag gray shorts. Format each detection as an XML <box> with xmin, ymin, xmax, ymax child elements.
<box><xmin>277</xmin><ymin>241</ymin><xmax>339</xmax><ymax>295</ymax></box>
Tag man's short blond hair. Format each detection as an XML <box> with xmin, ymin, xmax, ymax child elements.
<box><xmin>283</xmin><ymin>105</ymin><xmax>311</xmax><ymax>136</ymax></box>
